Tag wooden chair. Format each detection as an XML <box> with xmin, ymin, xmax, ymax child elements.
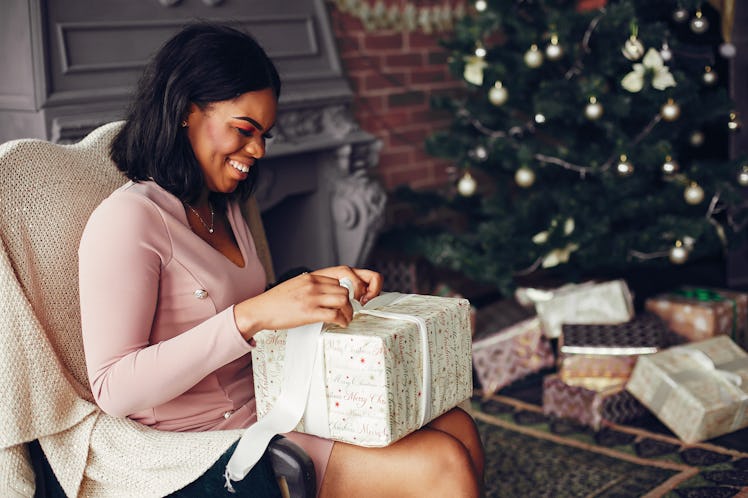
<box><xmin>0</xmin><ymin>122</ymin><xmax>314</xmax><ymax>497</ymax></box>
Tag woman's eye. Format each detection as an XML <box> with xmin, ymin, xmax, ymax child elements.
<box><xmin>262</xmin><ymin>132</ymin><xmax>274</xmax><ymax>140</ymax></box>
<box><xmin>236</xmin><ymin>127</ymin><xmax>254</xmax><ymax>137</ymax></box>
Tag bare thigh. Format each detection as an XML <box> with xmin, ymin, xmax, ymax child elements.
<box><xmin>319</xmin><ymin>409</ymin><xmax>481</xmax><ymax>498</ymax></box>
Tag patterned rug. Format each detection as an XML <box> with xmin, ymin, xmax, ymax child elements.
<box><xmin>474</xmin><ymin>394</ymin><xmax>748</xmax><ymax>498</ymax></box>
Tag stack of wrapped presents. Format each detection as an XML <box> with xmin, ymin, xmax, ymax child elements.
<box><xmin>506</xmin><ymin>280</ymin><xmax>748</xmax><ymax>443</ymax></box>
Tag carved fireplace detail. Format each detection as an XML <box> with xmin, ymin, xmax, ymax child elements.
<box><xmin>0</xmin><ymin>0</ymin><xmax>385</xmax><ymax>275</ymax></box>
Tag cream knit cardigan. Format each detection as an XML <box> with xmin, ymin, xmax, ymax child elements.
<box><xmin>0</xmin><ymin>122</ymin><xmax>276</xmax><ymax>497</ymax></box>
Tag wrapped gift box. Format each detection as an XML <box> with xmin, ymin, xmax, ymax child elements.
<box><xmin>532</xmin><ymin>280</ymin><xmax>635</xmax><ymax>339</ymax></box>
<box><xmin>557</xmin><ymin>313</ymin><xmax>667</xmax><ymax>389</ymax></box>
<box><xmin>626</xmin><ymin>335</ymin><xmax>748</xmax><ymax>443</ymax></box>
<box><xmin>542</xmin><ymin>374</ymin><xmax>647</xmax><ymax>430</ymax></box>
<box><xmin>252</xmin><ymin>294</ymin><xmax>473</xmax><ymax>447</ymax></box>
<box><xmin>645</xmin><ymin>287</ymin><xmax>748</xmax><ymax>347</ymax></box>
<box><xmin>472</xmin><ymin>300</ymin><xmax>555</xmax><ymax>395</ymax></box>
<box><xmin>559</xmin><ymin>355</ymin><xmax>637</xmax><ymax>391</ymax></box>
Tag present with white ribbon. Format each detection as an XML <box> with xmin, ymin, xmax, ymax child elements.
<box><xmin>626</xmin><ymin>335</ymin><xmax>748</xmax><ymax>443</ymax></box>
<box><xmin>531</xmin><ymin>279</ymin><xmax>634</xmax><ymax>339</ymax></box>
<box><xmin>251</xmin><ymin>291</ymin><xmax>473</xmax><ymax>445</ymax></box>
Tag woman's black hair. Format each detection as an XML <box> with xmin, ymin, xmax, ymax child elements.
<box><xmin>111</xmin><ymin>22</ymin><xmax>281</xmax><ymax>204</ymax></box>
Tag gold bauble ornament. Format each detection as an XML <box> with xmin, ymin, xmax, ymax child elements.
<box><xmin>702</xmin><ymin>66</ymin><xmax>718</xmax><ymax>86</ymax></box>
<box><xmin>738</xmin><ymin>165</ymin><xmax>748</xmax><ymax>186</ymax></box>
<box><xmin>457</xmin><ymin>171</ymin><xmax>477</xmax><ymax>196</ymax></box>
<box><xmin>690</xmin><ymin>10</ymin><xmax>709</xmax><ymax>34</ymax></box>
<box><xmin>584</xmin><ymin>97</ymin><xmax>604</xmax><ymax>120</ymax></box>
<box><xmin>616</xmin><ymin>154</ymin><xmax>634</xmax><ymax>176</ymax></box>
<box><xmin>622</xmin><ymin>36</ymin><xmax>645</xmax><ymax>61</ymax></box>
<box><xmin>689</xmin><ymin>130</ymin><xmax>705</xmax><ymax>147</ymax></box>
<box><xmin>524</xmin><ymin>44</ymin><xmax>543</xmax><ymax>68</ymax></box>
<box><xmin>660</xmin><ymin>99</ymin><xmax>681</xmax><ymax>121</ymax></box>
<box><xmin>669</xmin><ymin>240</ymin><xmax>689</xmax><ymax>264</ymax></box>
<box><xmin>662</xmin><ymin>155</ymin><xmax>679</xmax><ymax>175</ymax></box>
<box><xmin>489</xmin><ymin>82</ymin><xmax>508</xmax><ymax>106</ymax></box>
<box><xmin>545</xmin><ymin>35</ymin><xmax>563</xmax><ymax>61</ymax></box>
<box><xmin>684</xmin><ymin>182</ymin><xmax>704</xmax><ymax>205</ymax></box>
<box><xmin>728</xmin><ymin>112</ymin><xmax>741</xmax><ymax>132</ymax></box>
<box><xmin>672</xmin><ymin>8</ymin><xmax>689</xmax><ymax>23</ymax></box>
<box><xmin>514</xmin><ymin>166</ymin><xmax>535</xmax><ymax>188</ymax></box>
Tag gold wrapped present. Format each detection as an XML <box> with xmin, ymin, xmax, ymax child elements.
<box><xmin>626</xmin><ymin>335</ymin><xmax>748</xmax><ymax>443</ymax></box>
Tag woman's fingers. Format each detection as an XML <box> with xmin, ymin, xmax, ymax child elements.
<box><xmin>351</xmin><ymin>268</ymin><xmax>383</xmax><ymax>303</ymax></box>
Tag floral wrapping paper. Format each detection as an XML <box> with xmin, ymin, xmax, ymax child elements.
<box><xmin>472</xmin><ymin>316</ymin><xmax>555</xmax><ymax>396</ymax></box>
<box><xmin>532</xmin><ymin>280</ymin><xmax>635</xmax><ymax>339</ymax></box>
<box><xmin>542</xmin><ymin>374</ymin><xmax>647</xmax><ymax>430</ymax></box>
<box><xmin>252</xmin><ymin>294</ymin><xmax>473</xmax><ymax>447</ymax></box>
<box><xmin>645</xmin><ymin>287</ymin><xmax>748</xmax><ymax>347</ymax></box>
<box><xmin>625</xmin><ymin>335</ymin><xmax>748</xmax><ymax>443</ymax></box>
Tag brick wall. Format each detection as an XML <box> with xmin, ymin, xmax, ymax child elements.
<box><xmin>326</xmin><ymin>2</ymin><xmax>467</xmax><ymax>191</ymax></box>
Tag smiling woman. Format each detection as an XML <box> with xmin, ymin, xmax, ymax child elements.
<box><xmin>185</xmin><ymin>88</ymin><xmax>277</xmax><ymax>196</ymax></box>
<box><xmin>79</xmin><ymin>22</ymin><xmax>483</xmax><ymax>498</ymax></box>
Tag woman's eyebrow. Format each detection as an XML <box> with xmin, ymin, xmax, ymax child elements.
<box><xmin>232</xmin><ymin>116</ymin><xmax>267</xmax><ymax>131</ymax></box>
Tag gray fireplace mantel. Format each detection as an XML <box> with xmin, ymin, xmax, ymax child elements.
<box><xmin>0</xmin><ymin>0</ymin><xmax>385</xmax><ymax>276</ymax></box>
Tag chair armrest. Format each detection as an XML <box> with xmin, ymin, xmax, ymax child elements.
<box><xmin>268</xmin><ymin>437</ymin><xmax>316</xmax><ymax>498</ymax></box>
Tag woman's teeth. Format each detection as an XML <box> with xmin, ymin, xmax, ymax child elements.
<box><xmin>229</xmin><ymin>160</ymin><xmax>250</xmax><ymax>173</ymax></box>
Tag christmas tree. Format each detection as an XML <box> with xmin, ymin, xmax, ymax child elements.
<box><xmin>384</xmin><ymin>0</ymin><xmax>746</xmax><ymax>295</ymax></box>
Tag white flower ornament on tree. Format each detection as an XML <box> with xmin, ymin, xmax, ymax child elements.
<box><xmin>463</xmin><ymin>55</ymin><xmax>487</xmax><ymax>85</ymax></box>
<box><xmin>621</xmin><ymin>48</ymin><xmax>676</xmax><ymax>93</ymax></box>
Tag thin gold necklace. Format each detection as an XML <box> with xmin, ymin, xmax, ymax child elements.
<box><xmin>185</xmin><ymin>202</ymin><xmax>215</xmax><ymax>234</ymax></box>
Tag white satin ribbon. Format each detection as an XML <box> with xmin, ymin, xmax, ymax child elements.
<box><xmin>225</xmin><ymin>279</ymin><xmax>432</xmax><ymax>491</ymax></box>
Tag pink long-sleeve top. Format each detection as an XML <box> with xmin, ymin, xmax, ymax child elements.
<box><xmin>78</xmin><ymin>180</ymin><xmax>266</xmax><ymax>432</ymax></box>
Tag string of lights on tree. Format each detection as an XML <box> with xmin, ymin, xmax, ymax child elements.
<box><xmin>388</xmin><ymin>0</ymin><xmax>747</xmax><ymax>294</ymax></box>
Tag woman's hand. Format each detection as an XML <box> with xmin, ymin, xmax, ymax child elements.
<box><xmin>233</xmin><ymin>267</ymin><xmax>382</xmax><ymax>340</ymax></box>
<box><xmin>310</xmin><ymin>265</ymin><xmax>382</xmax><ymax>305</ymax></box>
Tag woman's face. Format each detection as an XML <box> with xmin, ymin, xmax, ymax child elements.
<box><xmin>186</xmin><ymin>87</ymin><xmax>277</xmax><ymax>194</ymax></box>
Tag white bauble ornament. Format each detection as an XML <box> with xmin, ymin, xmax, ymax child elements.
<box><xmin>684</xmin><ymin>182</ymin><xmax>704</xmax><ymax>205</ymax></box>
<box><xmin>660</xmin><ymin>42</ymin><xmax>673</xmax><ymax>62</ymax></box>
<box><xmin>720</xmin><ymin>42</ymin><xmax>737</xmax><ymax>58</ymax></box>
<box><xmin>622</xmin><ymin>36</ymin><xmax>645</xmax><ymax>61</ymax></box>
<box><xmin>689</xmin><ymin>130</ymin><xmax>705</xmax><ymax>146</ymax></box>
<box><xmin>616</xmin><ymin>155</ymin><xmax>634</xmax><ymax>176</ymax></box>
<box><xmin>584</xmin><ymin>97</ymin><xmax>603</xmax><ymax>120</ymax></box>
<box><xmin>457</xmin><ymin>171</ymin><xmax>477</xmax><ymax>196</ymax></box>
<box><xmin>534</xmin><ymin>113</ymin><xmax>546</xmax><ymax>124</ymax></box>
<box><xmin>475</xmin><ymin>0</ymin><xmax>487</xmax><ymax>11</ymax></box>
<box><xmin>471</xmin><ymin>145</ymin><xmax>488</xmax><ymax>161</ymax></box>
<box><xmin>738</xmin><ymin>166</ymin><xmax>748</xmax><ymax>186</ymax></box>
<box><xmin>662</xmin><ymin>156</ymin><xmax>679</xmax><ymax>175</ymax></box>
<box><xmin>669</xmin><ymin>241</ymin><xmax>689</xmax><ymax>264</ymax></box>
<box><xmin>475</xmin><ymin>45</ymin><xmax>487</xmax><ymax>58</ymax></box>
<box><xmin>672</xmin><ymin>8</ymin><xmax>689</xmax><ymax>23</ymax></box>
<box><xmin>489</xmin><ymin>82</ymin><xmax>508</xmax><ymax>106</ymax></box>
<box><xmin>660</xmin><ymin>99</ymin><xmax>681</xmax><ymax>121</ymax></box>
<box><xmin>524</xmin><ymin>44</ymin><xmax>543</xmax><ymax>68</ymax></box>
<box><xmin>515</xmin><ymin>166</ymin><xmax>535</xmax><ymax>188</ymax></box>
<box><xmin>702</xmin><ymin>66</ymin><xmax>718</xmax><ymax>85</ymax></box>
<box><xmin>545</xmin><ymin>35</ymin><xmax>563</xmax><ymax>61</ymax></box>
<box><xmin>690</xmin><ymin>11</ymin><xmax>709</xmax><ymax>34</ymax></box>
